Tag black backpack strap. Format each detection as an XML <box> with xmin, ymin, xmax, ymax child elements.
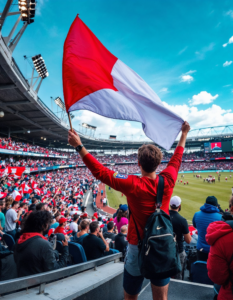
<box><xmin>128</xmin><ymin>175</ymin><xmax>164</xmax><ymax>246</ymax></box>
<box><xmin>156</xmin><ymin>175</ymin><xmax>164</xmax><ymax>210</ymax></box>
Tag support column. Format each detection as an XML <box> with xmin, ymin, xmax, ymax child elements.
<box><xmin>3</xmin><ymin>14</ymin><xmax>21</xmax><ymax>45</ymax></box>
<box><xmin>8</xmin><ymin>127</ymin><xmax>10</xmax><ymax>138</ymax></box>
<box><xmin>9</xmin><ymin>22</ymin><xmax>27</xmax><ymax>53</ymax></box>
<box><xmin>35</xmin><ymin>77</ymin><xmax>43</xmax><ymax>93</ymax></box>
<box><xmin>0</xmin><ymin>0</ymin><xmax>13</xmax><ymax>30</ymax></box>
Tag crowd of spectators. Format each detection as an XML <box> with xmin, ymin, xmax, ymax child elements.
<box><xmin>0</xmin><ymin>167</ymin><xmax>130</xmax><ymax>281</ymax></box>
<box><xmin>1</xmin><ymin>130</ymin><xmax>233</xmax><ymax>299</ymax></box>
<box><xmin>0</xmin><ymin>137</ymin><xmax>67</xmax><ymax>156</ymax></box>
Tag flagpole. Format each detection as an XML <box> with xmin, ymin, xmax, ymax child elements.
<box><xmin>68</xmin><ymin>112</ymin><xmax>73</xmax><ymax>131</ymax></box>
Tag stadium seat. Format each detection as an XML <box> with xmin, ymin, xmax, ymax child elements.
<box><xmin>3</xmin><ymin>234</ymin><xmax>15</xmax><ymax>251</ymax></box>
<box><xmin>68</xmin><ymin>242</ymin><xmax>87</xmax><ymax>264</ymax></box>
<box><xmin>190</xmin><ymin>261</ymin><xmax>213</xmax><ymax>285</ymax></box>
<box><xmin>56</xmin><ymin>240</ymin><xmax>63</xmax><ymax>254</ymax></box>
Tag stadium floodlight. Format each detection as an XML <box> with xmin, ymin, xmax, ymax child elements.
<box><xmin>44</xmin><ymin>138</ymin><xmax>46</xmax><ymax>140</ymax></box>
<box><xmin>18</xmin><ymin>0</ymin><xmax>36</xmax><ymax>24</ymax></box>
<box><xmin>0</xmin><ymin>111</ymin><xmax>4</xmax><ymax>117</ymax></box>
<box><xmin>32</xmin><ymin>54</ymin><xmax>49</xmax><ymax>79</ymax></box>
<box><xmin>27</xmin><ymin>130</ymin><xmax>30</xmax><ymax>133</ymax></box>
<box><xmin>41</xmin><ymin>137</ymin><xmax>43</xmax><ymax>139</ymax></box>
<box><xmin>54</xmin><ymin>97</ymin><xmax>65</xmax><ymax>111</ymax></box>
<box><xmin>82</xmin><ymin>123</ymin><xmax>97</xmax><ymax>130</ymax></box>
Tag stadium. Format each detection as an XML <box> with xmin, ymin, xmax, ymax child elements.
<box><xmin>0</xmin><ymin>1</ymin><xmax>233</xmax><ymax>300</ymax></box>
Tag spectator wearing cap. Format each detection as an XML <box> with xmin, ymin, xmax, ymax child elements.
<box><xmin>54</xmin><ymin>217</ymin><xmax>72</xmax><ymax>235</ymax></box>
<box><xmin>113</xmin><ymin>204</ymin><xmax>123</xmax><ymax>218</ymax></box>
<box><xmin>192</xmin><ymin>196</ymin><xmax>222</xmax><ymax>261</ymax></box>
<box><xmin>114</xmin><ymin>204</ymin><xmax>128</xmax><ymax>233</ymax></box>
<box><xmin>169</xmin><ymin>196</ymin><xmax>191</xmax><ymax>279</ymax></box>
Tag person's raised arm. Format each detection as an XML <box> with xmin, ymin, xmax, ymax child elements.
<box><xmin>68</xmin><ymin>130</ymin><xmax>134</xmax><ymax>195</ymax></box>
<box><xmin>159</xmin><ymin>121</ymin><xmax>190</xmax><ymax>195</ymax></box>
<box><xmin>177</xmin><ymin>121</ymin><xmax>190</xmax><ymax>149</ymax></box>
<box><xmin>68</xmin><ymin>130</ymin><xmax>88</xmax><ymax>159</ymax></box>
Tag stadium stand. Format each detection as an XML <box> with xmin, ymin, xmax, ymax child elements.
<box><xmin>0</xmin><ymin>1</ymin><xmax>232</xmax><ymax>299</ymax></box>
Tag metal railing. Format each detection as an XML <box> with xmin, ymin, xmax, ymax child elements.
<box><xmin>0</xmin><ymin>253</ymin><xmax>122</xmax><ymax>295</ymax></box>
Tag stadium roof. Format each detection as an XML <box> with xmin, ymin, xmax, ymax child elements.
<box><xmin>0</xmin><ymin>31</ymin><xmax>233</xmax><ymax>151</ymax></box>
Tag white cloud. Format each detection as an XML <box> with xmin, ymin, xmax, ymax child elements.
<box><xmin>223</xmin><ymin>84</ymin><xmax>232</xmax><ymax>87</ymax></box>
<box><xmin>180</xmin><ymin>74</ymin><xmax>194</xmax><ymax>84</ymax></box>
<box><xmin>195</xmin><ymin>43</ymin><xmax>214</xmax><ymax>59</ymax></box>
<box><xmin>223</xmin><ymin>61</ymin><xmax>233</xmax><ymax>67</ymax></box>
<box><xmin>189</xmin><ymin>91</ymin><xmax>218</xmax><ymax>106</ymax></box>
<box><xmin>159</xmin><ymin>87</ymin><xmax>169</xmax><ymax>93</ymax></box>
<box><xmin>226</xmin><ymin>10</ymin><xmax>233</xmax><ymax>18</ymax></box>
<box><xmin>222</xmin><ymin>36</ymin><xmax>233</xmax><ymax>47</ymax></box>
<box><xmin>178</xmin><ymin>46</ymin><xmax>188</xmax><ymax>55</ymax></box>
<box><xmin>186</xmin><ymin>70</ymin><xmax>196</xmax><ymax>74</ymax></box>
<box><xmin>73</xmin><ymin>111</ymin><xmax>149</xmax><ymax>140</ymax></box>
<box><xmin>162</xmin><ymin>102</ymin><xmax>233</xmax><ymax>129</ymax></box>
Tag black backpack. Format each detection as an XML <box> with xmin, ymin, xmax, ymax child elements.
<box><xmin>130</xmin><ymin>175</ymin><xmax>181</xmax><ymax>280</ymax></box>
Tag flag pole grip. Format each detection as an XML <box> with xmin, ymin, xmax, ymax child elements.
<box><xmin>68</xmin><ymin>112</ymin><xmax>73</xmax><ymax>131</ymax></box>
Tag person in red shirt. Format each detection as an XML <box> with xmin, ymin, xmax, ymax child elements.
<box><xmin>54</xmin><ymin>217</ymin><xmax>72</xmax><ymax>235</ymax></box>
<box><xmin>68</xmin><ymin>121</ymin><xmax>190</xmax><ymax>300</ymax></box>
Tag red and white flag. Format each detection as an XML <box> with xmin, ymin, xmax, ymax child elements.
<box><xmin>0</xmin><ymin>192</ymin><xmax>7</xmax><ymax>199</ymax></box>
<box><xmin>31</xmin><ymin>181</ymin><xmax>38</xmax><ymax>189</ymax></box>
<box><xmin>63</xmin><ymin>16</ymin><xmax>183</xmax><ymax>150</ymax></box>
<box><xmin>11</xmin><ymin>190</ymin><xmax>22</xmax><ymax>201</ymax></box>
<box><xmin>21</xmin><ymin>183</ymin><xmax>33</xmax><ymax>194</ymax></box>
<box><xmin>34</xmin><ymin>188</ymin><xmax>42</xmax><ymax>196</ymax></box>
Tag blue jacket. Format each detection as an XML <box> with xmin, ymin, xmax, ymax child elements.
<box><xmin>192</xmin><ymin>204</ymin><xmax>222</xmax><ymax>253</ymax></box>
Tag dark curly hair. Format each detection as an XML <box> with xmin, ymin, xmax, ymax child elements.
<box><xmin>21</xmin><ymin>210</ymin><xmax>53</xmax><ymax>234</ymax></box>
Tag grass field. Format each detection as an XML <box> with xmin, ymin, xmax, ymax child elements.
<box><xmin>106</xmin><ymin>172</ymin><xmax>233</xmax><ymax>223</ymax></box>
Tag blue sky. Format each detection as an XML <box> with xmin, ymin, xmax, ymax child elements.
<box><xmin>1</xmin><ymin>0</ymin><xmax>233</xmax><ymax>140</ymax></box>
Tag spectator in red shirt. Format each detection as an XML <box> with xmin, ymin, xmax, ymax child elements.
<box><xmin>68</xmin><ymin>121</ymin><xmax>190</xmax><ymax>300</ymax></box>
<box><xmin>54</xmin><ymin>217</ymin><xmax>72</xmax><ymax>235</ymax></box>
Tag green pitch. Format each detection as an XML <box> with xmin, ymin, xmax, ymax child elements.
<box><xmin>106</xmin><ymin>172</ymin><xmax>233</xmax><ymax>223</ymax></box>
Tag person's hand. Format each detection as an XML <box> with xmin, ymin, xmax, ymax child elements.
<box><xmin>68</xmin><ymin>130</ymin><xmax>82</xmax><ymax>148</ymax></box>
<box><xmin>181</xmin><ymin>121</ymin><xmax>190</xmax><ymax>135</ymax></box>
<box><xmin>18</xmin><ymin>209</ymin><xmax>23</xmax><ymax>215</ymax></box>
<box><xmin>98</xmin><ymin>230</ymin><xmax>103</xmax><ymax>238</ymax></box>
<box><xmin>62</xmin><ymin>239</ymin><xmax>68</xmax><ymax>247</ymax></box>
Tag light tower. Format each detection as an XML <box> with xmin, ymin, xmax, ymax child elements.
<box><xmin>0</xmin><ymin>0</ymin><xmax>36</xmax><ymax>53</ymax></box>
<box><xmin>31</xmin><ymin>54</ymin><xmax>49</xmax><ymax>93</ymax></box>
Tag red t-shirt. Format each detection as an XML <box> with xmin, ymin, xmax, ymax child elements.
<box><xmin>83</xmin><ymin>146</ymin><xmax>184</xmax><ymax>245</ymax></box>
